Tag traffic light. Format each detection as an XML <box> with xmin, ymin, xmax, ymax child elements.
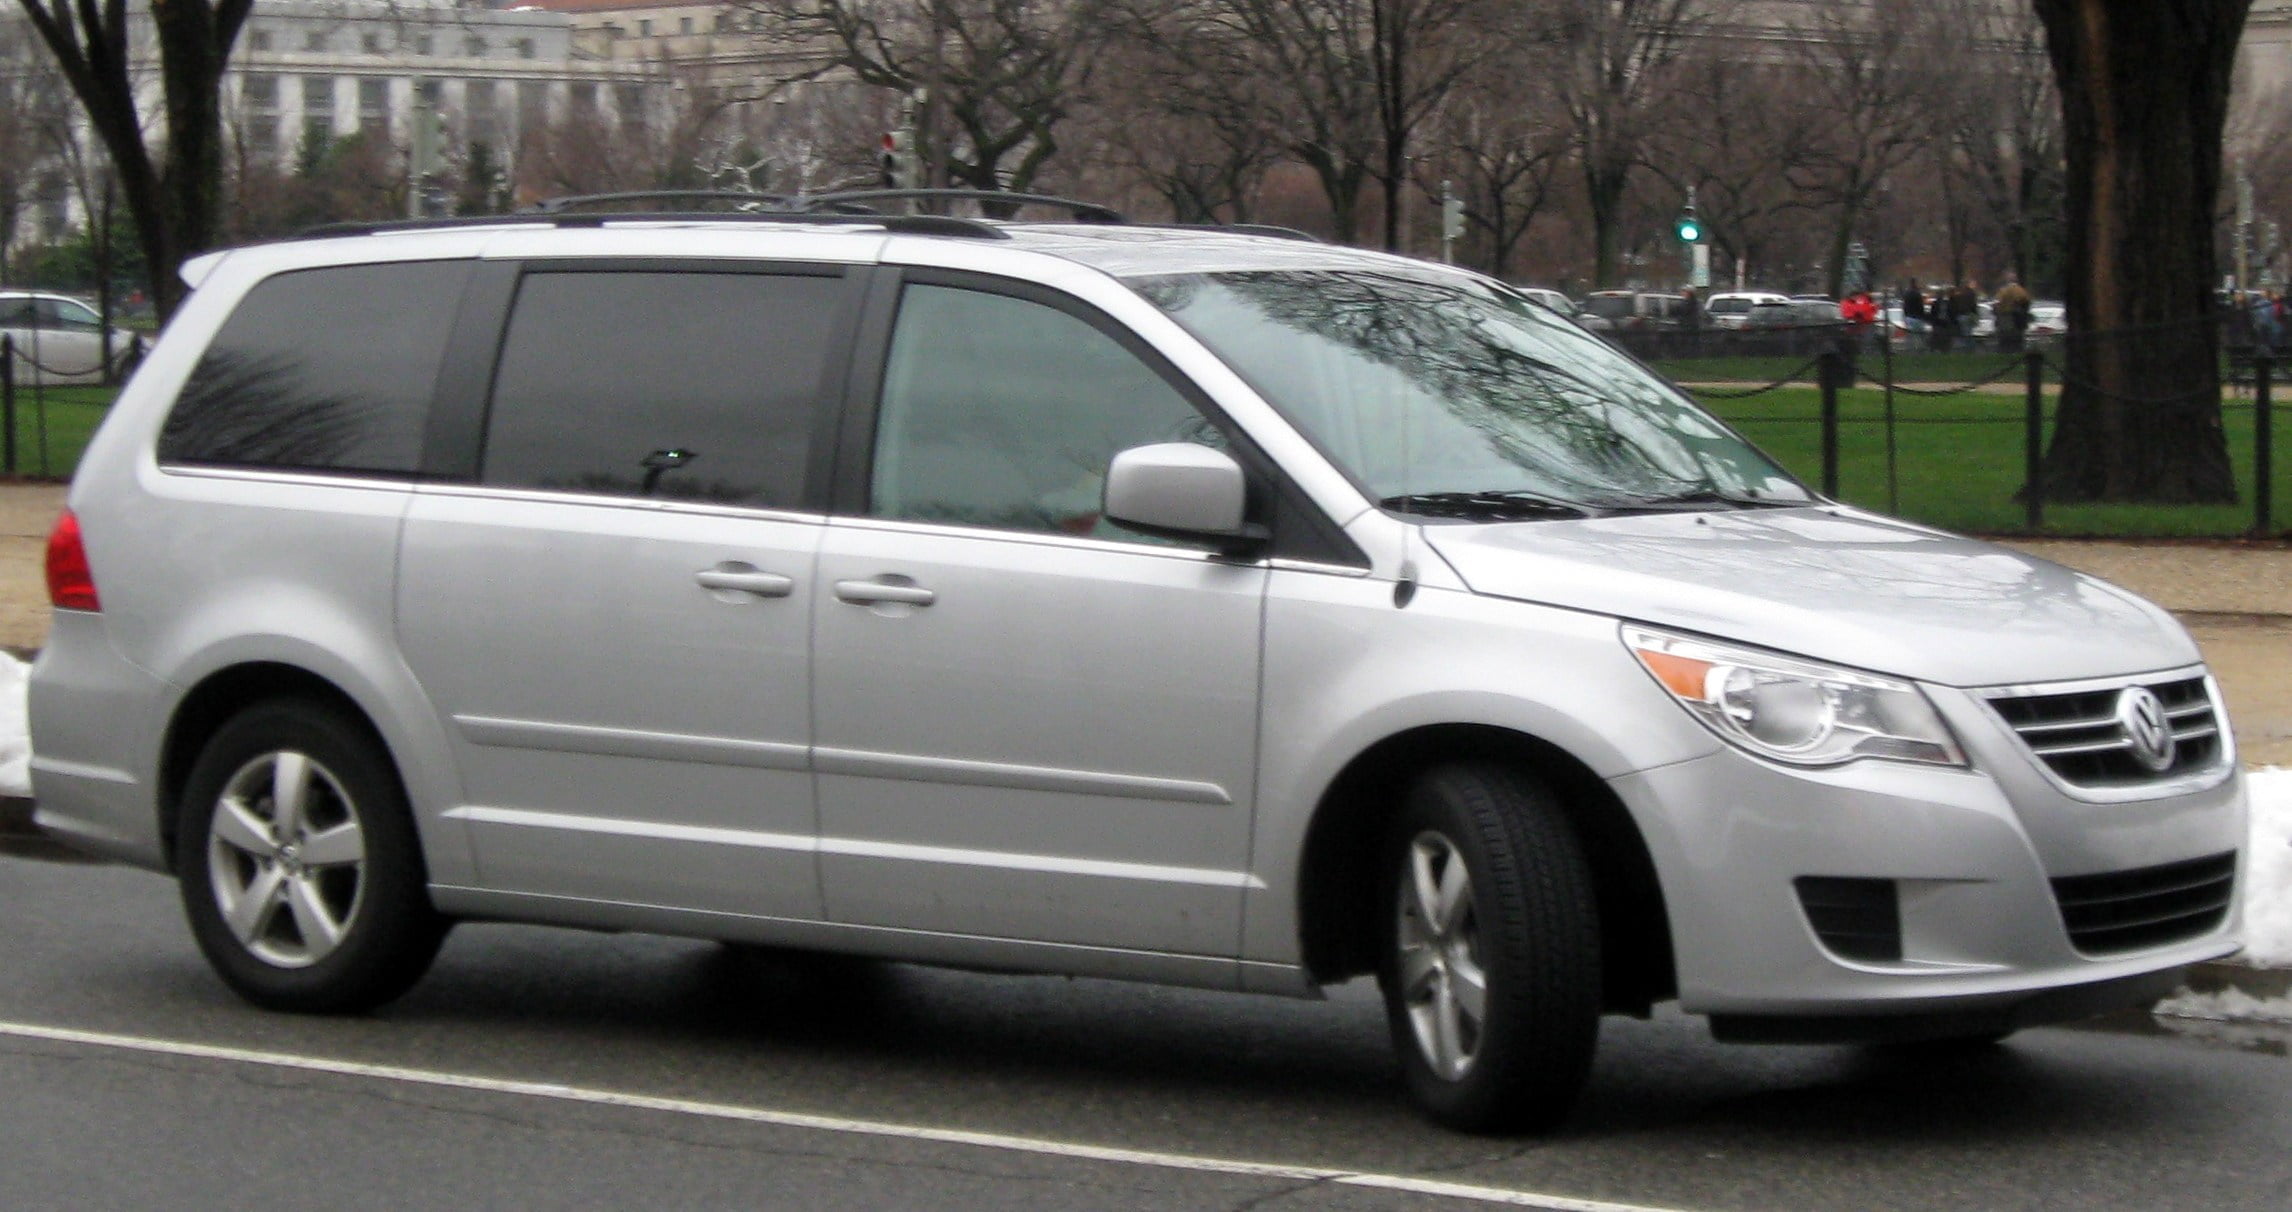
<box><xmin>1674</xmin><ymin>206</ymin><xmax>1702</xmax><ymax>244</ymax></box>
<box><xmin>1441</xmin><ymin>194</ymin><xmax>1465</xmax><ymax>241</ymax></box>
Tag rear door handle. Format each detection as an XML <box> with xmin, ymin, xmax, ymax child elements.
<box><xmin>833</xmin><ymin>579</ymin><xmax>936</xmax><ymax>607</ymax></box>
<box><xmin>695</xmin><ymin>567</ymin><xmax>795</xmax><ymax>598</ymax></box>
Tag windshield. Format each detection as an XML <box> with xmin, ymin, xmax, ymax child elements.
<box><xmin>1582</xmin><ymin>295</ymin><xmax>1634</xmax><ymax>319</ymax></box>
<box><xmin>1128</xmin><ymin>269</ymin><xmax>1811</xmax><ymax>513</ymax></box>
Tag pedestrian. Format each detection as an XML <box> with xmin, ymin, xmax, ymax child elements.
<box><xmin>1994</xmin><ymin>277</ymin><xmax>2032</xmax><ymax>353</ymax></box>
<box><xmin>1927</xmin><ymin>286</ymin><xmax>1955</xmax><ymax>352</ymax></box>
<box><xmin>2252</xmin><ymin>290</ymin><xmax>2281</xmax><ymax>352</ymax></box>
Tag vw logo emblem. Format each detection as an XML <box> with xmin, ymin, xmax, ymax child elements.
<box><xmin>2116</xmin><ymin>687</ymin><xmax>2176</xmax><ymax>772</ymax></box>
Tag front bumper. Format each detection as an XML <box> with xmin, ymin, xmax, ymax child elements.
<box><xmin>1611</xmin><ymin>685</ymin><xmax>2245</xmax><ymax>1028</ymax></box>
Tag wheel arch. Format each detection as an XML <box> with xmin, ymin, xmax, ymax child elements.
<box><xmin>1295</xmin><ymin>723</ymin><xmax>1677</xmax><ymax>1015</ymax></box>
<box><xmin>156</xmin><ymin>662</ymin><xmax>395</xmax><ymax>872</ymax></box>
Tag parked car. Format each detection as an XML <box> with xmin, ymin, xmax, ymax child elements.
<box><xmin>2028</xmin><ymin>301</ymin><xmax>2069</xmax><ymax>341</ymax></box>
<box><xmin>0</xmin><ymin>289</ymin><xmax>143</xmax><ymax>385</ymax></box>
<box><xmin>1701</xmin><ymin>291</ymin><xmax>1791</xmax><ymax>330</ymax></box>
<box><xmin>1513</xmin><ymin>286</ymin><xmax>1602</xmax><ymax>332</ymax></box>
<box><xmin>30</xmin><ymin>194</ymin><xmax>2244</xmax><ymax>1134</ymax></box>
<box><xmin>1583</xmin><ymin>289</ymin><xmax>1690</xmax><ymax>330</ymax></box>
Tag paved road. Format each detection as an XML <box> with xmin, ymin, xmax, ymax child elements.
<box><xmin>4</xmin><ymin>846</ymin><xmax>2290</xmax><ymax>1211</ymax></box>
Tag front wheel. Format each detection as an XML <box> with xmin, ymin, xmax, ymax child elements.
<box><xmin>1376</xmin><ymin>762</ymin><xmax>1602</xmax><ymax>1133</ymax></box>
<box><xmin>177</xmin><ymin>700</ymin><xmax>447</xmax><ymax>1013</ymax></box>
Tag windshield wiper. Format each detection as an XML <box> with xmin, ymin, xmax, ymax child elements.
<box><xmin>1379</xmin><ymin>490</ymin><xmax>1594</xmax><ymax>521</ymax></box>
<box><xmin>1604</xmin><ymin>487</ymin><xmax>1805</xmax><ymax>512</ymax></box>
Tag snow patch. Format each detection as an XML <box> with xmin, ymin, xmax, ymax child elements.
<box><xmin>0</xmin><ymin>654</ymin><xmax>26</xmax><ymax>799</ymax></box>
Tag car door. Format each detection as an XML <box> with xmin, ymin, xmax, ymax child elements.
<box><xmin>397</xmin><ymin>262</ymin><xmax>857</xmax><ymax>921</ymax></box>
<box><xmin>811</xmin><ymin>273</ymin><xmax>1268</xmax><ymax>959</ymax></box>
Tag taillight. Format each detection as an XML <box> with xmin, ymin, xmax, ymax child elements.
<box><xmin>46</xmin><ymin>508</ymin><xmax>100</xmax><ymax>612</ymax></box>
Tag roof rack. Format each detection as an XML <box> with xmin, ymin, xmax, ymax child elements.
<box><xmin>527</xmin><ymin>190</ymin><xmax>789</xmax><ymax>214</ymax></box>
<box><xmin>293</xmin><ymin>209</ymin><xmax>1010</xmax><ymax>242</ymax></box>
<box><xmin>790</xmin><ymin>189</ymin><xmax>1125</xmax><ymax>223</ymax></box>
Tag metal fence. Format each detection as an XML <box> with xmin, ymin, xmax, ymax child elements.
<box><xmin>1655</xmin><ymin>316</ymin><xmax>2281</xmax><ymax>536</ymax></box>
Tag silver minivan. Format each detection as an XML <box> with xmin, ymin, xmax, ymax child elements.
<box><xmin>29</xmin><ymin>199</ymin><xmax>2245</xmax><ymax>1132</ymax></box>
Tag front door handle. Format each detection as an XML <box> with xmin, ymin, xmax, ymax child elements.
<box><xmin>833</xmin><ymin>578</ymin><xmax>936</xmax><ymax>607</ymax></box>
<box><xmin>695</xmin><ymin>566</ymin><xmax>795</xmax><ymax>598</ymax></box>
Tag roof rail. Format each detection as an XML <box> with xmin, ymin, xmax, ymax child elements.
<box><xmin>527</xmin><ymin>190</ymin><xmax>789</xmax><ymax>214</ymax></box>
<box><xmin>292</xmin><ymin>209</ymin><xmax>1010</xmax><ymax>242</ymax></box>
<box><xmin>793</xmin><ymin>189</ymin><xmax>1125</xmax><ymax>223</ymax></box>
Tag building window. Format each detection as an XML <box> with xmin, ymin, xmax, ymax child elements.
<box><xmin>637</xmin><ymin>19</ymin><xmax>652</xmax><ymax>37</ymax></box>
<box><xmin>304</xmin><ymin>116</ymin><xmax>335</xmax><ymax>151</ymax></box>
<box><xmin>679</xmin><ymin>17</ymin><xmax>694</xmax><ymax>35</ymax></box>
<box><xmin>415</xmin><ymin>78</ymin><xmax>443</xmax><ymax>107</ymax></box>
<box><xmin>362</xmin><ymin>33</ymin><xmax>381</xmax><ymax>54</ymax></box>
<box><xmin>517</xmin><ymin>81</ymin><xmax>548</xmax><ymax>122</ymax></box>
<box><xmin>568</xmin><ymin>82</ymin><xmax>598</xmax><ymax>112</ymax></box>
<box><xmin>243</xmin><ymin>75</ymin><xmax>279</xmax><ymax>109</ymax></box>
<box><xmin>248</xmin><ymin>29</ymin><xmax>272</xmax><ymax>52</ymax></box>
<box><xmin>302</xmin><ymin>76</ymin><xmax>335</xmax><ymax>113</ymax></box>
<box><xmin>515</xmin><ymin>37</ymin><xmax>536</xmax><ymax>60</ymax></box>
<box><xmin>305</xmin><ymin>31</ymin><xmax>327</xmax><ymax>53</ymax></box>
<box><xmin>358</xmin><ymin>78</ymin><xmax>390</xmax><ymax>135</ymax></box>
<box><xmin>246</xmin><ymin>116</ymin><xmax>280</xmax><ymax>160</ymax></box>
<box><xmin>467</xmin><ymin>80</ymin><xmax>498</xmax><ymax>112</ymax></box>
<box><xmin>465</xmin><ymin>36</ymin><xmax>486</xmax><ymax>57</ymax></box>
<box><xmin>416</xmin><ymin>35</ymin><xmax>433</xmax><ymax>56</ymax></box>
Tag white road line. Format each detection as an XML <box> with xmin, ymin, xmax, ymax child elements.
<box><xmin>0</xmin><ymin>1018</ymin><xmax>1690</xmax><ymax>1212</ymax></box>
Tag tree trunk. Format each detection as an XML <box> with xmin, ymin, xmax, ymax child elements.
<box><xmin>2032</xmin><ymin>0</ymin><xmax>2247</xmax><ymax>503</ymax></box>
<box><xmin>1585</xmin><ymin>155</ymin><xmax>1627</xmax><ymax>287</ymax></box>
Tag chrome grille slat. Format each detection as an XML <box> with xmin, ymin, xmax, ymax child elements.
<box><xmin>1984</xmin><ymin>673</ymin><xmax>2225</xmax><ymax>790</ymax></box>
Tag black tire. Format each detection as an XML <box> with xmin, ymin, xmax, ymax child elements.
<box><xmin>1375</xmin><ymin>761</ymin><xmax>1602</xmax><ymax>1133</ymax></box>
<box><xmin>176</xmin><ymin>699</ymin><xmax>447</xmax><ymax>1013</ymax></box>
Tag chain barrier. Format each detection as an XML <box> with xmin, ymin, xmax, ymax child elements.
<box><xmin>1682</xmin><ymin>356</ymin><xmax>1824</xmax><ymax>399</ymax></box>
<box><xmin>0</xmin><ymin>342</ymin><xmax>139</xmax><ymax>380</ymax></box>
<box><xmin>1858</xmin><ymin>356</ymin><xmax>2025</xmax><ymax>397</ymax></box>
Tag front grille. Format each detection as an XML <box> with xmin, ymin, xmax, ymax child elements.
<box><xmin>1794</xmin><ymin>876</ymin><xmax>1902</xmax><ymax>962</ymax></box>
<box><xmin>2051</xmin><ymin>852</ymin><xmax>2237</xmax><ymax>955</ymax></box>
<box><xmin>1985</xmin><ymin>674</ymin><xmax>2223</xmax><ymax>789</ymax></box>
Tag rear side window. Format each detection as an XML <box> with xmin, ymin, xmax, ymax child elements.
<box><xmin>160</xmin><ymin>260</ymin><xmax>471</xmax><ymax>474</ymax></box>
<box><xmin>481</xmin><ymin>270</ymin><xmax>840</xmax><ymax>507</ymax></box>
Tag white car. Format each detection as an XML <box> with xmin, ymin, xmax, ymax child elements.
<box><xmin>1701</xmin><ymin>291</ymin><xmax>1791</xmax><ymax>330</ymax></box>
<box><xmin>0</xmin><ymin>290</ymin><xmax>142</xmax><ymax>385</ymax></box>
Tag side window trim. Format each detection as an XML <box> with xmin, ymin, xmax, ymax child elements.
<box><xmin>831</xmin><ymin>266</ymin><xmax>1365</xmax><ymax>567</ymax></box>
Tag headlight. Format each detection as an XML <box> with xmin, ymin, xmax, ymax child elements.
<box><xmin>1622</xmin><ymin>625</ymin><xmax>1964</xmax><ymax>768</ymax></box>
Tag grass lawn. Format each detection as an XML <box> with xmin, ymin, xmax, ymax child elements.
<box><xmin>1699</xmin><ymin>386</ymin><xmax>2291</xmax><ymax>538</ymax></box>
<box><xmin>0</xmin><ymin>383</ymin><xmax>112</xmax><ymax>480</ymax></box>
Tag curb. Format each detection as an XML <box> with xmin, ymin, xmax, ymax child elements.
<box><xmin>2183</xmin><ymin>960</ymin><xmax>2292</xmax><ymax>1003</ymax></box>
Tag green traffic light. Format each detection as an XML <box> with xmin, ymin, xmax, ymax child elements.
<box><xmin>1676</xmin><ymin>214</ymin><xmax>1701</xmax><ymax>243</ymax></box>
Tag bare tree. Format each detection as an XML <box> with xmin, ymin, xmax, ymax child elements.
<box><xmin>1931</xmin><ymin>1</ymin><xmax>2062</xmax><ymax>292</ymax></box>
<box><xmin>743</xmin><ymin>0</ymin><xmax>1102</xmax><ymax>197</ymax></box>
<box><xmin>1422</xmin><ymin>77</ymin><xmax>1567</xmax><ymax>279</ymax></box>
<box><xmin>0</xmin><ymin>23</ymin><xmax>78</xmax><ymax>283</ymax></box>
<box><xmin>1089</xmin><ymin>22</ymin><xmax>1282</xmax><ymax>223</ymax></box>
<box><xmin>1117</xmin><ymin>0</ymin><xmax>1380</xmax><ymax>240</ymax></box>
<box><xmin>2033</xmin><ymin>0</ymin><xmax>2248</xmax><ymax>504</ymax></box>
<box><xmin>1777</xmin><ymin>2</ymin><xmax>1942</xmax><ymax>300</ymax></box>
<box><xmin>1549</xmin><ymin>0</ymin><xmax>1702</xmax><ymax>287</ymax></box>
<box><xmin>1648</xmin><ymin>43</ymin><xmax>1814</xmax><ymax>290</ymax></box>
<box><xmin>13</xmin><ymin>0</ymin><xmax>254</xmax><ymax>319</ymax></box>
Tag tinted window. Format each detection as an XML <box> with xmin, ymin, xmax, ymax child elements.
<box><xmin>871</xmin><ymin>283</ymin><xmax>1221</xmax><ymax>538</ymax></box>
<box><xmin>482</xmin><ymin>270</ymin><xmax>840</xmax><ymax>507</ymax></box>
<box><xmin>160</xmin><ymin>261</ymin><xmax>470</xmax><ymax>474</ymax></box>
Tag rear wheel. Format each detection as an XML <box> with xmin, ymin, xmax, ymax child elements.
<box><xmin>177</xmin><ymin>700</ymin><xmax>447</xmax><ymax>1012</ymax></box>
<box><xmin>1376</xmin><ymin>762</ymin><xmax>1602</xmax><ymax>1133</ymax></box>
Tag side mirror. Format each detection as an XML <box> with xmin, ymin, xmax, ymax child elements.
<box><xmin>1104</xmin><ymin>443</ymin><xmax>1266</xmax><ymax>553</ymax></box>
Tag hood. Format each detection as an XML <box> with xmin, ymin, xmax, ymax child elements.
<box><xmin>1420</xmin><ymin>507</ymin><xmax>2197</xmax><ymax>688</ymax></box>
